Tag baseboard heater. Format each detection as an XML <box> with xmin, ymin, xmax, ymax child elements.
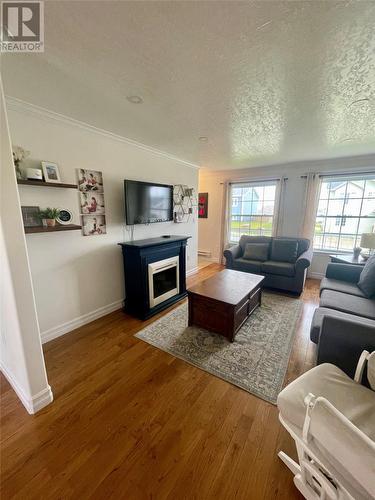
<box><xmin>198</xmin><ymin>250</ymin><xmax>212</xmax><ymax>258</ymax></box>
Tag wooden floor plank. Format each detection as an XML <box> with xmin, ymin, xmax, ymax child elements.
<box><xmin>0</xmin><ymin>264</ymin><xmax>319</xmax><ymax>499</ymax></box>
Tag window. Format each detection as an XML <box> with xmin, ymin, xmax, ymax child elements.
<box><xmin>229</xmin><ymin>181</ymin><xmax>277</xmax><ymax>243</ymax></box>
<box><xmin>314</xmin><ymin>176</ymin><xmax>375</xmax><ymax>252</ymax></box>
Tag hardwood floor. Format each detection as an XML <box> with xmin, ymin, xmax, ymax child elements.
<box><xmin>0</xmin><ymin>264</ymin><xmax>320</xmax><ymax>499</ymax></box>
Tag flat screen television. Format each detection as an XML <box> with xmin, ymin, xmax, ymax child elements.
<box><xmin>124</xmin><ymin>180</ymin><xmax>174</xmax><ymax>225</ymax></box>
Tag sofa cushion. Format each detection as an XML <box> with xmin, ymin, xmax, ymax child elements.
<box><xmin>320</xmin><ymin>277</ymin><xmax>366</xmax><ymax>298</ymax></box>
<box><xmin>232</xmin><ymin>258</ymin><xmax>262</xmax><ymax>274</ymax></box>
<box><xmin>320</xmin><ymin>289</ymin><xmax>375</xmax><ymax>320</ymax></box>
<box><xmin>271</xmin><ymin>239</ymin><xmax>298</xmax><ymax>263</ymax></box>
<box><xmin>310</xmin><ymin>307</ymin><xmax>374</xmax><ymax>343</ymax></box>
<box><xmin>238</xmin><ymin>235</ymin><xmax>272</xmax><ymax>254</ymax></box>
<box><xmin>243</xmin><ymin>243</ymin><xmax>269</xmax><ymax>261</ymax></box>
<box><xmin>358</xmin><ymin>254</ymin><xmax>375</xmax><ymax>298</ymax></box>
<box><xmin>261</xmin><ymin>260</ymin><xmax>295</xmax><ymax>277</ymax></box>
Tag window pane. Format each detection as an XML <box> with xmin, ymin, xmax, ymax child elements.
<box><xmin>362</xmin><ymin>198</ymin><xmax>375</xmax><ymax>216</ymax></box>
<box><xmin>358</xmin><ymin>217</ymin><xmax>375</xmax><ymax>234</ymax></box>
<box><xmin>317</xmin><ymin>199</ymin><xmax>328</xmax><ymax>216</ymax></box>
<box><xmin>340</xmin><ymin>218</ymin><xmax>359</xmax><ymax>234</ymax></box>
<box><xmin>323</xmin><ymin>234</ymin><xmax>339</xmax><ymax>250</ymax></box>
<box><xmin>338</xmin><ymin>234</ymin><xmax>356</xmax><ymax>251</ymax></box>
<box><xmin>364</xmin><ymin>179</ymin><xmax>375</xmax><ymax>198</ymax></box>
<box><xmin>264</xmin><ymin>185</ymin><xmax>276</xmax><ymax>200</ymax></box>
<box><xmin>343</xmin><ymin>198</ymin><xmax>362</xmax><ymax>217</ymax></box>
<box><xmin>327</xmin><ymin>199</ymin><xmax>344</xmax><ymax>216</ymax></box>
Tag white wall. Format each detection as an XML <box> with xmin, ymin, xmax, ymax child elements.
<box><xmin>6</xmin><ymin>99</ymin><xmax>198</xmax><ymax>342</ymax></box>
<box><xmin>199</xmin><ymin>156</ymin><xmax>375</xmax><ymax>278</ymax></box>
<box><xmin>0</xmin><ymin>82</ymin><xmax>52</xmax><ymax>413</ymax></box>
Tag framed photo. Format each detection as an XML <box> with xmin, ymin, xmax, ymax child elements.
<box><xmin>198</xmin><ymin>192</ymin><xmax>208</xmax><ymax>218</ymax></box>
<box><xmin>80</xmin><ymin>192</ymin><xmax>105</xmax><ymax>215</ymax></box>
<box><xmin>82</xmin><ymin>215</ymin><xmax>106</xmax><ymax>236</ymax></box>
<box><xmin>77</xmin><ymin>169</ymin><xmax>103</xmax><ymax>192</ymax></box>
<box><xmin>41</xmin><ymin>161</ymin><xmax>61</xmax><ymax>183</ymax></box>
<box><xmin>21</xmin><ymin>206</ymin><xmax>41</xmax><ymax>227</ymax></box>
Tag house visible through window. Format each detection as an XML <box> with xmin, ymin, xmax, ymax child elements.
<box><xmin>314</xmin><ymin>175</ymin><xmax>375</xmax><ymax>252</ymax></box>
<box><xmin>229</xmin><ymin>181</ymin><xmax>277</xmax><ymax>243</ymax></box>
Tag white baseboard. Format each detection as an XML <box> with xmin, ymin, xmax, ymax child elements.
<box><xmin>40</xmin><ymin>268</ymin><xmax>201</xmax><ymax>344</ymax></box>
<box><xmin>308</xmin><ymin>272</ymin><xmax>324</xmax><ymax>280</ymax></box>
<box><xmin>0</xmin><ymin>362</ymin><xmax>53</xmax><ymax>414</ymax></box>
<box><xmin>186</xmin><ymin>266</ymin><xmax>199</xmax><ymax>276</ymax></box>
<box><xmin>41</xmin><ymin>299</ymin><xmax>123</xmax><ymax>344</ymax></box>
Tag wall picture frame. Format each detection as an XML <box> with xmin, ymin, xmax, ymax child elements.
<box><xmin>198</xmin><ymin>192</ymin><xmax>208</xmax><ymax>218</ymax></box>
<box><xmin>21</xmin><ymin>206</ymin><xmax>41</xmax><ymax>227</ymax></box>
<box><xmin>41</xmin><ymin>161</ymin><xmax>61</xmax><ymax>183</ymax></box>
<box><xmin>82</xmin><ymin>215</ymin><xmax>107</xmax><ymax>236</ymax></box>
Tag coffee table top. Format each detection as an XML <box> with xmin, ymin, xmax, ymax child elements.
<box><xmin>187</xmin><ymin>269</ymin><xmax>264</xmax><ymax>305</ymax></box>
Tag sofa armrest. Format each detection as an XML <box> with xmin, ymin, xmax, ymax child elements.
<box><xmin>295</xmin><ymin>247</ymin><xmax>313</xmax><ymax>272</ymax></box>
<box><xmin>317</xmin><ymin>315</ymin><xmax>375</xmax><ymax>379</ymax></box>
<box><xmin>325</xmin><ymin>263</ymin><xmax>362</xmax><ymax>283</ymax></box>
<box><xmin>223</xmin><ymin>245</ymin><xmax>241</xmax><ymax>265</ymax></box>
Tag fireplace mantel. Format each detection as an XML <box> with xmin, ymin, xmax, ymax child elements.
<box><xmin>118</xmin><ymin>235</ymin><xmax>191</xmax><ymax>319</ymax></box>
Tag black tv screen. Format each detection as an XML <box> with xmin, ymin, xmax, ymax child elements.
<box><xmin>124</xmin><ymin>180</ymin><xmax>174</xmax><ymax>225</ymax></box>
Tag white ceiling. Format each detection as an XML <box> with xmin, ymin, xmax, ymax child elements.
<box><xmin>2</xmin><ymin>0</ymin><xmax>375</xmax><ymax>170</ymax></box>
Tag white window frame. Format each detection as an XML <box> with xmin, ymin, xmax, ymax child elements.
<box><xmin>228</xmin><ymin>180</ymin><xmax>278</xmax><ymax>244</ymax></box>
<box><xmin>313</xmin><ymin>175</ymin><xmax>375</xmax><ymax>253</ymax></box>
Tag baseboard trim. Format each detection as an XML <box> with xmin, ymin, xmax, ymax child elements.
<box><xmin>41</xmin><ymin>269</ymin><xmax>199</xmax><ymax>344</ymax></box>
<box><xmin>0</xmin><ymin>363</ymin><xmax>53</xmax><ymax>414</ymax></box>
<box><xmin>41</xmin><ymin>299</ymin><xmax>123</xmax><ymax>344</ymax></box>
<box><xmin>308</xmin><ymin>272</ymin><xmax>324</xmax><ymax>280</ymax></box>
<box><xmin>186</xmin><ymin>266</ymin><xmax>199</xmax><ymax>276</ymax></box>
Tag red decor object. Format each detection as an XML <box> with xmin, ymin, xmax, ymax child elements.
<box><xmin>198</xmin><ymin>192</ymin><xmax>208</xmax><ymax>218</ymax></box>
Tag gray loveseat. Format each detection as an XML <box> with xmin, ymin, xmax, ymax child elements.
<box><xmin>224</xmin><ymin>236</ymin><xmax>312</xmax><ymax>294</ymax></box>
<box><xmin>310</xmin><ymin>262</ymin><xmax>375</xmax><ymax>378</ymax></box>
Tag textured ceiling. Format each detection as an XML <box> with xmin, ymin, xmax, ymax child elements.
<box><xmin>2</xmin><ymin>0</ymin><xmax>375</xmax><ymax>170</ymax></box>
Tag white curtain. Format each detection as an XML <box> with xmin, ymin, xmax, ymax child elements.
<box><xmin>273</xmin><ymin>177</ymin><xmax>287</xmax><ymax>237</ymax></box>
<box><xmin>220</xmin><ymin>181</ymin><xmax>231</xmax><ymax>264</ymax></box>
<box><xmin>301</xmin><ymin>173</ymin><xmax>321</xmax><ymax>240</ymax></box>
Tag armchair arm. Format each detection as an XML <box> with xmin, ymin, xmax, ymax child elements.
<box><xmin>295</xmin><ymin>247</ymin><xmax>313</xmax><ymax>272</ymax></box>
<box><xmin>223</xmin><ymin>245</ymin><xmax>241</xmax><ymax>266</ymax></box>
<box><xmin>325</xmin><ymin>263</ymin><xmax>362</xmax><ymax>283</ymax></box>
<box><xmin>317</xmin><ymin>315</ymin><xmax>375</xmax><ymax>379</ymax></box>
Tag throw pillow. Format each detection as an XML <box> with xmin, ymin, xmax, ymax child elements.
<box><xmin>358</xmin><ymin>254</ymin><xmax>375</xmax><ymax>298</ymax></box>
<box><xmin>243</xmin><ymin>243</ymin><xmax>269</xmax><ymax>261</ymax></box>
<box><xmin>271</xmin><ymin>239</ymin><xmax>298</xmax><ymax>263</ymax></box>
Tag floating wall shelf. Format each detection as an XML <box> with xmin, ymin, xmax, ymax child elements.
<box><xmin>17</xmin><ymin>180</ymin><xmax>77</xmax><ymax>189</ymax></box>
<box><xmin>24</xmin><ymin>224</ymin><xmax>82</xmax><ymax>234</ymax></box>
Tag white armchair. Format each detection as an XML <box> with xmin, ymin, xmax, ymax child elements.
<box><xmin>277</xmin><ymin>351</ymin><xmax>375</xmax><ymax>500</ymax></box>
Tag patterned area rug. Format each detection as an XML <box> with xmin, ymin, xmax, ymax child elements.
<box><xmin>135</xmin><ymin>292</ymin><xmax>302</xmax><ymax>404</ymax></box>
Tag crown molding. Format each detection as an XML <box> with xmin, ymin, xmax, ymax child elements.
<box><xmin>5</xmin><ymin>96</ymin><xmax>200</xmax><ymax>170</ymax></box>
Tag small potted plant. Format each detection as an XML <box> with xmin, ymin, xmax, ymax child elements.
<box><xmin>39</xmin><ymin>208</ymin><xmax>60</xmax><ymax>227</ymax></box>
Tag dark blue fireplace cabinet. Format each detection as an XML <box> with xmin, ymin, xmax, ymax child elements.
<box><xmin>118</xmin><ymin>235</ymin><xmax>191</xmax><ymax>320</ymax></box>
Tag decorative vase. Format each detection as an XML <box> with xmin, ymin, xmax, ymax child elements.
<box><xmin>44</xmin><ymin>218</ymin><xmax>56</xmax><ymax>227</ymax></box>
<box><xmin>353</xmin><ymin>247</ymin><xmax>361</xmax><ymax>259</ymax></box>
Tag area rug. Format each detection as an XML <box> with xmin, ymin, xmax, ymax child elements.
<box><xmin>135</xmin><ymin>293</ymin><xmax>302</xmax><ymax>404</ymax></box>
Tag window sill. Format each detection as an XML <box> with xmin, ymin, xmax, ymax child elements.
<box><xmin>313</xmin><ymin>249</ymin><xmax>354</xmax><ymax>255</ymax></box>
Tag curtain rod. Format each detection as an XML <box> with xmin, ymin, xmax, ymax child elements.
<box><xmin>227</xmin><ymin>177</ymin><xmax>288</xmax><ymax>185</ymax></box>
<box><xmin>301</xmin><ymin>171</ymin><xmax>375</xmax><ymax>179</ymax></box>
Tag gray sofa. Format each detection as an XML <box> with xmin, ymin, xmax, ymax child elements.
<box><xmin>224</xmin><ymin>236</ymin><xmax>312</xmax><ymax>294</ymax></box>
<box><xmin>311</xmin><ymin>262</ymin><xmax>375</xmax><ymax>378</ymax></box>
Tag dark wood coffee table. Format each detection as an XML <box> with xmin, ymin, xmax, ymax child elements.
<box><xmin>187</xmin><ymin>269</ymin><xmax>265</xmax><ymax>342</ymax></box>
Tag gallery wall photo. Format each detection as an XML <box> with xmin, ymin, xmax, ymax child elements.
<box><xmin>76</xmin><ymin>169</ymin><xmax>107</xmax><ymax>236</ymax></box>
